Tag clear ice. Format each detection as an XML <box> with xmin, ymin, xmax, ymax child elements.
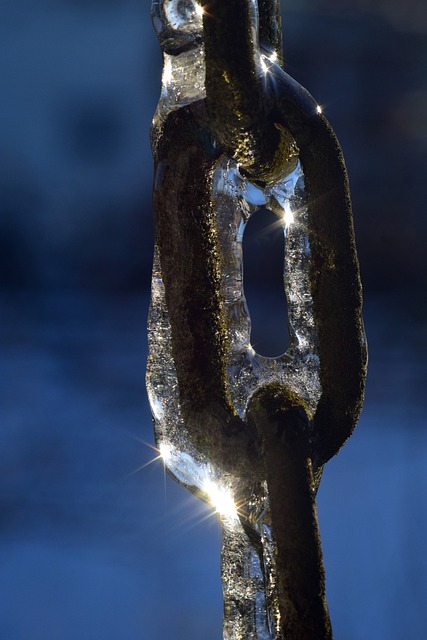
<box><xmin>147</xmin><ymin>2</ymin><xmax>321</xmax><ymax>638</ymax></box>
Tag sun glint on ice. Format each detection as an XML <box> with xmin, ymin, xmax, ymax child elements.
<box><xmin>203</xmin><ymin>478</ymin><xmax>238</xmax><ymax>519</ymax></box>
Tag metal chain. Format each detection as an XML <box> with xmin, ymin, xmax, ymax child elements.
<box><xmin>150</xmin><ymin>1</ymin><xmax>367</xmax><ymax>638</ymax></box>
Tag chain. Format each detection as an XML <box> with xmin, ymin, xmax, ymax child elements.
<box><xmin>149</xmin><ymin>1</ymin><xmax>367</xmax><ymax>638</ymax></box>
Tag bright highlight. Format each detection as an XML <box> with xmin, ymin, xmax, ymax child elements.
<box><xmin>283</xmin><ymin>200</ymin><xmax>294</xmax><ymax>228</ymax></box>
<box><xmin>203</xmin><ymin>479</ymin><xmax>238</xmax><ymax>519</ymax></box>
<box><xmin>162</xmin><ymin>55</ymin><xmax>173</xmax><ymax>85</ymax></box>
<box><xmin>159</xmin><ymin>442</ymin><xmax>172</xmax><ymax>464</ymax></box>
<box><xmin>260</xmin><ymin>56</ymin><xmax>269</xmax><ymax>74</ymax></box>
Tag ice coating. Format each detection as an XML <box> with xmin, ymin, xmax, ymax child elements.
<box><xmin>151</xmin><ymin>0</ymin><xmax>203</xmax><ymax>54</ymax></box>
<box><xmin>147</xmin><ymin>2</ymin><xmax>321</xmax><ymax>637</ymax></box>
<box><xmin>213</xmin><ymin>157</ymin><xmax>320</xmax><ymax>419</ymax></box>
<box><xmin>151</xmin><ymin>0</ymin><xmax>205</xmax><ymax>149</ymax></box>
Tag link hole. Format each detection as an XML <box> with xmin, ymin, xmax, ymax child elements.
<box><xmin>243</xmin><ymin>208</ymin><xmax>289</xmax><ymax>357</ymax></box>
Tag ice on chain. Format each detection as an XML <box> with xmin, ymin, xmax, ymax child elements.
<box><xmin>146</xmin><ymin>2</ymin><xmax>320</xmax><ymax>638</ymax></box>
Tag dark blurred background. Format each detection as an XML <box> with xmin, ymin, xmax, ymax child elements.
<box><xmin>1</xmin><ymin>1</ymin><xmax>427</xmax><ymax>638</ymax></box>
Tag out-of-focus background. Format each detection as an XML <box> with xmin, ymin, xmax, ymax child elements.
<box><xmin>1</xmin><ymin>1</ymin><xmax>427</xmax><ymax>638</ymax></box>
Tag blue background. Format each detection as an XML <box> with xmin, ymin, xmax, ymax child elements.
<box><xmin>1</xmin><ymin>1</ymin><xmax>427</xmax><ymax>638</ymax></box>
